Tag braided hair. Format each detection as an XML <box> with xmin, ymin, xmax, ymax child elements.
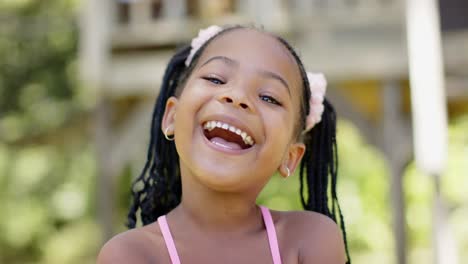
<box><xmin>127</xmin><ymin>25</ymin><xmax>350</xmax><ymax>263</ymax></box>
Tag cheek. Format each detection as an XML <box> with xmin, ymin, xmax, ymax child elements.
<box><xmin>174</xmin><ymin>82</ymin><xmax>213</xmax><ymax>136</ymax></box>
<box><xmin>274</xmin><ymin>108</ymin><xmax>297</xmax><ymax>137</ymax></box>
<box><xmin>261</xmin><ymin>109</ymin><xmax>295</xmax><ymax>155</ymax></box>
<box><xmin>178</xmin><ymin>82</ymin><xmax>209</xmax><ymax>110</ymax></box>
<box><xmin>292</xmin><ymin>110</ymin><xmax>304</xmax><ymax>137</ymax></box>
<box><xmin>286</xmin><ymin>99</ymin><xmax>304</xmax><ymax>139</ymax></box>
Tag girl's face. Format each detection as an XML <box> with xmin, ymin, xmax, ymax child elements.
<box><xmin>163</xmin><ymin>29</ymin><xmax>306</xmax><ymax>194</ymax></box>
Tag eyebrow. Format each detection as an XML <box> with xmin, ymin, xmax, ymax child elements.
<box><xmin>200</xmin><ymin>56</ymin><xmax>238</xmax><ymax>68</ymax></box>
<box><xmin>199</xmin><ymin>56</ymin><xmax>291</xmax><ymax>95</ymax></box>
<box><xmin>258</xmin><ymin>70</ymin><xmax>290</xmax><ymax>95</ymax></box>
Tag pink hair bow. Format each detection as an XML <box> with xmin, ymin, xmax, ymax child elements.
<box><xmin>304</xmin><ymin>72</ymin><xmax>327</xmax><ymax>132</ymax></box>
<box><xmin>185</xmin><ymin>25</ymin><xmax>223</xmax><ymax>67</ymax></box>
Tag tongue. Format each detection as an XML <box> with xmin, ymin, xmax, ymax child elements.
<box><xmin>210</xmin><ymin>137</ymin><xmax>242</xmax><ymax>150</ymax></box>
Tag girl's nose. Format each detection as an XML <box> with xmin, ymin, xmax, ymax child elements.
<box><xmin>220</xmin><ymin>95</ymin><xmax>250</xmax><ymax>109</ymax></box>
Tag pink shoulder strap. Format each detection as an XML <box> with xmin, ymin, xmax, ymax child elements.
<box><xmin>158</xmin><ymin>207</ymin><xmax>281</xmax><ymax>264</ymax></box>
<box><xmin>260</xmin><ymin>206</ymin><xmax>283</xmax><ymax>264</ymax></box>
<box><xmin>157</xmin><ymin>215</ymin><xmax>181</xmax><ymax>264</ymax></box>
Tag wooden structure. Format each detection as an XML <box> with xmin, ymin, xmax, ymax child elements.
<box><xmin>79</xmin><ymin>1</ymin><xmax>468</xmax><ymax>263</ymax></box>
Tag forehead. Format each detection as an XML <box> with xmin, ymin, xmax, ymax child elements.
<box><xmin>197</xmin><ymin>28</ymin><xmax>302</xmax><ymax>91</ymax></box>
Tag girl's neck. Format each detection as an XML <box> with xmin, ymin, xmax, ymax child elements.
<box><xmin>169</xmin><ymin>167</ymin><xmax>263</xmax><ymax>234</ymax></box>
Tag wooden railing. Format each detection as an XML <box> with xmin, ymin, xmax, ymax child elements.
<box><xmin>111</xmin><ymin>0</ymin><xmax>403</xmax><ymax>48</ymax></box>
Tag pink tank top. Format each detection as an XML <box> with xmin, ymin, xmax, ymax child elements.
<box><xmin>157</xmin><ymin>206</ymin><xmax>282</xmax><ymax>264</ymax></box>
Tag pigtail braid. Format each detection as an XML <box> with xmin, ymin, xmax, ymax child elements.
<box><xmin>300</xmin><ymin>99</ymin><xmax>351</xmax><ymax>263</ymax></box>
<box><xmin>127</xmin><ymin>45</ymin><xmax>191</xmax><ymax>228</ymax></box>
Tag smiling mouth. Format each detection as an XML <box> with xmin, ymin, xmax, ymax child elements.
<box><xmin>202</xmin><ymin>121</ymin><xmax>255</xmax><ymax>150</ymax></box>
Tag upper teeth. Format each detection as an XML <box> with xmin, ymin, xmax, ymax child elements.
<box><xmin>203</xmin><ymin>121</ymin><xmax>255</xmax><ymax>146</ymax></box>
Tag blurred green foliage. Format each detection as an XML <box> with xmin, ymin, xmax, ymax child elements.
<box><xmin>0</xmin><ymin>0</ymin><xmax>100</xmax><ymax>263</ymax></box>
<box><xmin>1</xmin><ymin>0</ymin><xmax>467</xmax><ymax>263</ymax></box>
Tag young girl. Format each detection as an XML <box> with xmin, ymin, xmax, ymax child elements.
<box><xmin>98</xmin><ymin>25</ymin><xmax>351</xmax><ymax>264</ymax></box>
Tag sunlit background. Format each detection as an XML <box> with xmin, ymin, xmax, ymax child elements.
<box><xmin>0</xmin><ymin>0</ymin><xmax>467</xmax><ymax>263</ymax></box>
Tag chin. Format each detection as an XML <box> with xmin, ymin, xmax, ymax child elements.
<box><xmin>194</xmin><ymin>161</ymin><xmax>254</xmax><ymax>192</ymax></box>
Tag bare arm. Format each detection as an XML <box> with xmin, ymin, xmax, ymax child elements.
<box><xmin>97</xmin><ymin>231</ymin><xmax>154</xmax><ymax>264</ymax></box>
<box><xmin>296</xmin><ymin>213</ymin><xmax>347</xmax><ymax>264</ymax></box>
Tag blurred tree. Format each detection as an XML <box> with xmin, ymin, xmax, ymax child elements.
<box><xmin>0</xmin><ymin>0</ymin><xmax>79</xmax><ymax>143</ymax></box>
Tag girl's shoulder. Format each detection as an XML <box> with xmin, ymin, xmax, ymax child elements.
<box><xmin>274</xmin><ymin>209</ymin><xmax>340</xmax><ymax>233</ymax></box>
<box><xmin>97</xmin><ymin>222</ymin><xmax>166</xmax><ymax>264</ymax></box>
<box><xmin>272</xmin><ymin>210</ymin><xmax>346</xmax><ymax>263</ymax></box>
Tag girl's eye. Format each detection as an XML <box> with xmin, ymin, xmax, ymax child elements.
<box><xmin>203</xmin><ymin>76</ymin><xmax>225</xmax><ymax>85</ymax></box>
<box><xmin>259</xmin><ymin>95</ymin><xmax>282</xmax><ymax>106</ymax></box>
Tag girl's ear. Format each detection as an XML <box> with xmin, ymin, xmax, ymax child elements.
<box><xmin>279</xmin><ymin>142</ymin><xmax>306</xmax><ymax>178</ymax></box>
<box><xmin>161</xmin><ymin>96</ymin><xmax>179</xmax><ymax>135</ymax></box>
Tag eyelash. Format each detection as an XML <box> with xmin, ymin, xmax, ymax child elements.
<box><xmin>259</xmin><ymin>95</ymin><xmax>282</xmax><ymax>106</ymax></box>
<box><xmin>203</xmin><ymin>76</ymin><xmax>225</xmax><ymax>85</ymax></box>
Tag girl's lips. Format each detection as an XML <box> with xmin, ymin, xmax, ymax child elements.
<box><xmin>200</xmin><ymin>114</ymin><xmax>257</xmax><ymax>145</ymax></box>
<box><xmin>203</xmin><ymin>120</ymin><xmax>254</xmax><ymax>147</ymax></box>
<box><xmin>200</xmin><ymin>126</ymin><xmax>254</xmax><ymax>155</ymax></box>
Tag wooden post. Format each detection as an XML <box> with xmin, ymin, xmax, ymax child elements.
<box><xmin>406</xmin><ymin>1</ymin><xmax>457</xmax><ymax>263</ymax></box>
<box><xmin>382</xmin><ymin>80</ymin><xmax>409</xmax><ymax>264</ymax></box>
<box><xmin>95</xmin><ymin>97</ymin><xmax>115</xmax><ymax>241</ymax></box>
<box><xmin>432</xmin><ymin>173</ymin><xmax>459</xmax><ymax>264</ymax></box>
<box><xmin>79</xmin><ymin>0</ymin><xmax>114</xmax><ymax>241</ymax></box>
